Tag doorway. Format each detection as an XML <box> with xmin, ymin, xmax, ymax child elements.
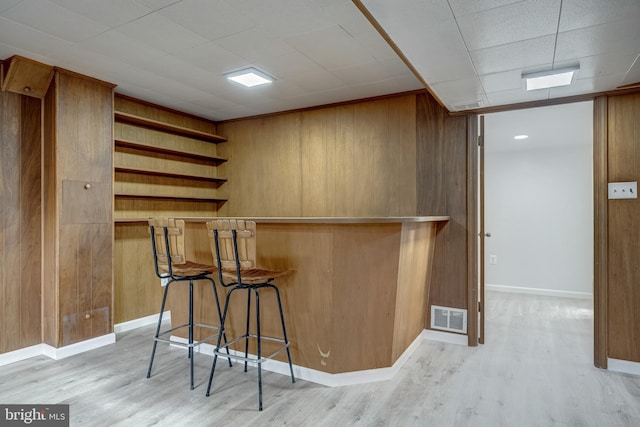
<box><xmin>480</xmin><ymin>101</ymin><xmax>594</xmax><ymax>343</ymax></box>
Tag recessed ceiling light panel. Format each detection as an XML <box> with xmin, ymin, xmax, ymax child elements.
<box><xmin>523</xmin><ymin>66</ymin><xmax>579</xmax><ymax>91</ymax></box>
<box><xmin>514</xmin><ymin>134</ymin><xmax>529</xmax><ymax>140</ymax></box>
<box><xmin>225</xmin><ymin>67</ymin><xmax>274</xmax><ymax>87</ymax></box>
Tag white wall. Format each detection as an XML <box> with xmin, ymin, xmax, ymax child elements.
<box><xmin>484</xmin><ymin>143</ymin><xmax>593</xmax><ymax>296</ymax></box>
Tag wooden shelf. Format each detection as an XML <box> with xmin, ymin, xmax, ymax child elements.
<box><xmin>114</xmin><ymin>192</ymin><xmax>227</xmax><ymax>202</ymax></box>
<box><xmin>115</xmin><ymin>138</ymin><xmax>227</xmax><ymax>164</ymax></box>
<box><xmin>114</xmin><ymin>165</ymin><xmax>227</xmax><ymax>183</ymax></box>
<box><xmin>114</xmin><ymin>111</ymin><xmax>227</xmax><ymax>143</ymax></box>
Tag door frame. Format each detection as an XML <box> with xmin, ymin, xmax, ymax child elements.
<box><xmin>467</xmin><ymin>100</ymin><xmax>607</xmax><ymax>367</ymax></box>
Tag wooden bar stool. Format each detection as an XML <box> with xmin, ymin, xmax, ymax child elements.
<box><xmin>146</xmin><ymin>218</ymin><xmax>229</xmax><ymax>390</ymax></box>
<box><xmin>205</xmin><ymin>219</ymin><xmax>295</xmax><ymax>411</ymax></box>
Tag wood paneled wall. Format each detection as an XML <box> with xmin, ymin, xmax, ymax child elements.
<box><xmin>415</xmin><ymin>93</ymin><xmax>470</xmax><ymax>315</ymax></box>
<box><xmin>607</xmin><ymin>93</ymin><xmax>640</xmax><ymax>362</ymax></box>
<box><xmin>217</xmin><ymin>95</ymin><xmax>417</xmax><ymax>217</ymax></box>
<box><xmin>0</xmin><ymin>91</ymin><xmax>41</xmax><ymax>354</ymax></box>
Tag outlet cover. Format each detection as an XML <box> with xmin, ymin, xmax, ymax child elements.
<box><xmin>608</xmin><ymin>182</ymin><xmax>637</xmax><ymax>199</ymax></box>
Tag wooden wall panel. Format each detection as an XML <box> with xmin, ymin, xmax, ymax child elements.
<box><xmin>593</xmin><ymin>96</ymin><xmax>608</xmax><ymax>368</ymax></box>
<box><xmin>416</xmin><ymin>93</ymin><xmax>470</xmax><ymax>317</ymax></box>
<box><xmin>392</xmin><ymin>222</ymin><xmax>436</xmax><ymax>361</ymax></box>
<box><xmin>114</xmin><ymin>223</ymin><xmax>164</xmax><ymax>324</ymax></box>
<box><xmin>217</xmin><ymin>94</ymin><xmax>417</xmax><ymax>218</ymax></box>
<box><xmin>607</xmin><ymin>93</ymin><xmax>640</xmax><ymax>362</ymax></box>
<box><xmin>0</xmin><ymin>91</ymin><xmax>41</xmax><ymax>354</ymax></box>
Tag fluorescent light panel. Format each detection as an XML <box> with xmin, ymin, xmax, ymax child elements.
<box><xmin>523</xmin><ymin>66</ymin><xmax>579</xmax><ymax>91</ymax></box>
<box><xmin>225</xmin><ymin>67</ymin><xmax>273</xmax><ymax>87</ymax></box>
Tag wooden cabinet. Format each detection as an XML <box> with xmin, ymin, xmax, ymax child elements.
<box><xmin>43</xmin><ymin>69</ymin><xmax>115</xmax><ymax>347</ymax></box>
<box><xmin>1</xmin><ymin>55</ymin><xmax>54</xmax><ymax>98</ymax></box>
<box><xmin>113</xmin><ymin>95</ymin><xmax>227</xmax><ymax>221</ymax></box>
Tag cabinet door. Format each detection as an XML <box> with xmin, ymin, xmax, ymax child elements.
<box><xmin>59</xmin><ymin>223</ymin><xmax>112</xmax><ymax>346</ymax></box>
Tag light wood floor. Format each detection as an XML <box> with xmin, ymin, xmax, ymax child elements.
<box><xmin>2</xmin><ymin>291</ymin><xmax>639</xmax><ymax>426</ymax></box>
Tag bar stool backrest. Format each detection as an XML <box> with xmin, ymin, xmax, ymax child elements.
<box><xmin>206</xmin><ymin>219</ymin><xmax>257</xmax><ymax>273</ymax></box>
<box><xmin>148</xmin><ymin>217</ymin><xmax>187</xmax><ymax>277</ymax></box>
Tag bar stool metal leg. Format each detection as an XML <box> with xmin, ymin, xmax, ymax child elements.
<box><xmin>147</xmin><ymin>281</ymin><xmax>170</xmax><ymax>379</ymax></box>
<box><xmin>244</xmin><ymin>288</ymin><xmax>251</xmax><ymax>372</ymax></box>
<box><xmin>255</xmin><ymin>289</ymin><xmax>263</xmax><ymax>410</ymax></box>
<box><xmin>273</xmin><ymin>285</ymin><xmax>295</xmax><ymax>383</ymax></box>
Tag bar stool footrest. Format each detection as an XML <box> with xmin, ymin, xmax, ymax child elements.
<box><xmin>154</xmin><ymin>323</ymin><xmax>222</xmax><ymax>348</ymax></box>
<box><xmin>214</xmin><ymin>334</ymin><xmax>290</xmax><ymax>364</ymax></box>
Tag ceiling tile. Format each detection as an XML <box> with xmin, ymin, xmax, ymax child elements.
<box><xmin>431</xmin><ymin>76</ymin><xmax>485</xmax><ymax>104</ymax></box>
<box><xmin>486</xmin><ymin>87</ymin><xmax>550</xmax><ymax>105</ymax></box>
<box><xmin>172</xmin><ymin>41</ymin><xmax>248</xmax><ymax>75</ymax></box>
<box><xmin>549</xmin><ymin>72</ymin><xmax>626</xmax><ymax>97</ymax></box>
<box><xmin>559</xmin><ymin>0</ymin><xmax>640</xmax><ymax>32</ymax></box>
<box><xmin>0</xmin><ymin>16</ymin><xmax>72</xmax><ymax>57</ymax></box>
<box><xmin>115</xmin><ymin>11</ymin><xmax>209</xmax><ymax>54</ymax></box>
<box><xmin>555</xmin><ymin>16</ymin><xmax>640</xmax><ymax>61</ymax></box>
<box><xmin>621</xmin><ymin>53</ymin><xmax>640</xmax><ymax>86</ymax></box>
<box><xmin>253</xmin><ymin>50</ymin><xmax>325</xmax><ymax>80</ymax></box>
<box><xmin>362</xmin><ymin>0</ymin><xmax>453</xmax><ymax>30</ymax></box>
<box><xmin>77</xmin><ymin>30</ymin><xmax>166</xmax><ymax>67</ymax></box>
<box><xmin>0</xmin><ymin>0</ymin><xmax>21</xmax><ymax>13</ymax></box>
<box><xmin>470</xmin><ymin>35</ymin><xmax>556</xmax><ymax>75</ymax></box>
<box><xmin>412</xmin><ymin>52</ymin><xmax>477</xmax><ymax>84</ymax></box>
<box><xmin>448</xmin><ymin>0</ymin><xmax>524</xmax><ymax>17</ymax></box>
<box><xmin>554</xmin><ymin>49</ymin><xmax>639</xmax><ymax>80</ymax></box>
<box><xmin>215</xmin><ymin>28</ymin><xmax>296</xmax><ymax>64</ymax></box>
<box><xmin>157</xmin><ymin>0</ymin><xmax>255</xmax><ymax>41</ymax></box>
<box><xmin>456</xmin><ymin>0</ymin><xmax>561</xmax><ymax>51</ymax></box>
<box><xmin>480</xmin><ymin>69</ymin><xmax>524</xmax><ymax>93</ymax></box>
<box><xmin>285</xmin><ymin>25</ymin><xmax>375</xmax><ymax>71</ymax></box>
<box><xmin>1</xmin><ymin>0</ymin><xmax>108</xmax><ymax>43</ymax></box>
<box><xmin>49</xmin><ymin>0</ymin><xmax>152</xmax><ymax>28</ymax></box>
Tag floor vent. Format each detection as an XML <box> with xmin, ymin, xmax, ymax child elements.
<box><xmin>431</xmin><ymin>305</ymin><xmax>467</xmax><ymax>334</ymax></box>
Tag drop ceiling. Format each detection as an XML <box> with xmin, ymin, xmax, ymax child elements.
<box><xmin>0</xmin><ymin>0</ymin><xmax>638</xmax><ymax>121</ymax></box>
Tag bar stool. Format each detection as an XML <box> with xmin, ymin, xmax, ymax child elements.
<box><xmin>146</xmin><ymin>218</ymin><xmax>229</xmax><ymax>390</ymax></box>
<box><xmin>205</xmin><ymin>219</ymin><xmax>295</xmax><ymax>411</ymax></box>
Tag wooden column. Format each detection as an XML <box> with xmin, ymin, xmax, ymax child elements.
<box><xmin>42</xmin><ymin>69</ymin><xmax>115</xmax><ymax>347</ymax></box>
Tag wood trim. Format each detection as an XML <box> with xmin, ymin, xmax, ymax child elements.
<box><xmin>53</xmin><ymin>66</ymin><xmax>116</xmax><ymax>89</ymax></box>
<box><xmin>466</xmin><ymin>113</ymin><xmax>479</xmax><ymax>347</ymax></box>
<box><xmin>451</xmin><ymin>86</ymin><xmax>640</xmax><ymax>116</ymax></box>
<box><xmin>593</xmin><ymin>95</ymin><xmax>608</xmax><ymax>368</ymax></box>
<box><xmin>351</xmin><ymin>0</ymin><xmax>445</xmax><ymax>109</ymax></box>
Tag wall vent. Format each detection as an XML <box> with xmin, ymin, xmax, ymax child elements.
<box><xmin>431</xmin><ymin>305</ymin><xmax>467</xmax><ymax>334</ymax></box>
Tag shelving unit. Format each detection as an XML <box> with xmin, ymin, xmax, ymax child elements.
<box><xmin>113</xmin><ymin>96</ymin><xmax>228</xmax><ymax>222</ymax></box>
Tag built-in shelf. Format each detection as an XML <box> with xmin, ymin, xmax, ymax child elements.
<box><xmin>115</xmin><ymin>138</ymin><xmax>227</xmax><ymax>164</ymax></box>
<box><xmin>114</xmin><ymin>193</ymin><xmax>227</xmax><ymax>202</ymax></box>
<box><xmin>114</xmin><ymin>166</ymin><xmax>228</xmax><ymax>183</ymax></box>
<box><xmin>114</xmin><ymin>111</ymin><xmax>227</xmax><ymax>143</ymax></box>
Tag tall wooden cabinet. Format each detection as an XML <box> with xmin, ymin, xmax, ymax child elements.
<box><xmin>43</xmin><ymin>69</ymin><xmax>115</xmax><ymax>347</ymax></box>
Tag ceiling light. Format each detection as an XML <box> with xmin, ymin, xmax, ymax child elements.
<box><xmin>514</xmin><ymin>134</ymin><xmax>529</xmax><ymax>140</ymax></box>
<box><xmin>522</xmin><ymin>66</ymin><xmax>579</xmax><ymax>91</ymax></box>
<box><xmin>225</xmin><ymin>67</ymin><xmax>274</xmax><ymax>87</ymax></box>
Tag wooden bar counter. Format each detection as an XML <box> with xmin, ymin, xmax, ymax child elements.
<box><xmin>167</xmin><ymin>216</ymin><xmax>449</xmax><ymax>374</ymax></box>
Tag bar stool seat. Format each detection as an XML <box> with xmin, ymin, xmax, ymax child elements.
<box><xmin>146</xmin><ymin>217</ymin><xmax>228</xmax><ymax>390</ymax></box>
<box><xmin>205</xmin><ymin>219</ymin><xmax>295</xmax><ymax>411</ymax></box>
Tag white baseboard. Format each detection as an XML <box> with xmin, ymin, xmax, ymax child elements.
<box><xmin>422</xmin><ymin>329</ymin><xmax>468</xmax><ymax>346</ymax></box>
<box><xmin>170</xmin><ymin>328</ymin><xmax>464</xmax><ymax>387</ymax></box>
<box><xmin>0</xmin><ymin>344</ymin><xmax>45</xmax><ymax>367</ymax></box>
<box><xmin>42</xmin><ymin>334</ymin><xmax>116</xmax><ymax>360</ymax></box>
<box><xmin>0</xmin><ymin>334</ymin><xmax>116</xmax><ymax>366</ymax></box>
<box><xmin>608</xmin><ymin>358</ymin><xmax>640</xmax><ymax>376</ymax></box>
<box><xmin>114</xmin><ymin>311</ymin><xmax>170</xmax><ymax>334</ymax></box>
<box><xmin>486</xmin><ymin>284</ymin><xmax>592</xmax><ymax>300</ymax></box>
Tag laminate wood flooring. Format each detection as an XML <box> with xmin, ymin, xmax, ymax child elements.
<box><xmin>1</xmin><ymin>291</ymin><xmax>639</xmax><ymax>426</ymax></box>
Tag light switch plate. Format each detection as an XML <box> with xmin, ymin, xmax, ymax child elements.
<box><xmin>608</xmin><ymin>182</ymin><xmax>637</xmax><ymax>199</ymax></box>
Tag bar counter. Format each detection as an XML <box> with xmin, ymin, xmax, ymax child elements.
<box><xmin>172</xmin><ymin>216</ymin><xmax>449</xmax><ymax>375</ymax></box>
